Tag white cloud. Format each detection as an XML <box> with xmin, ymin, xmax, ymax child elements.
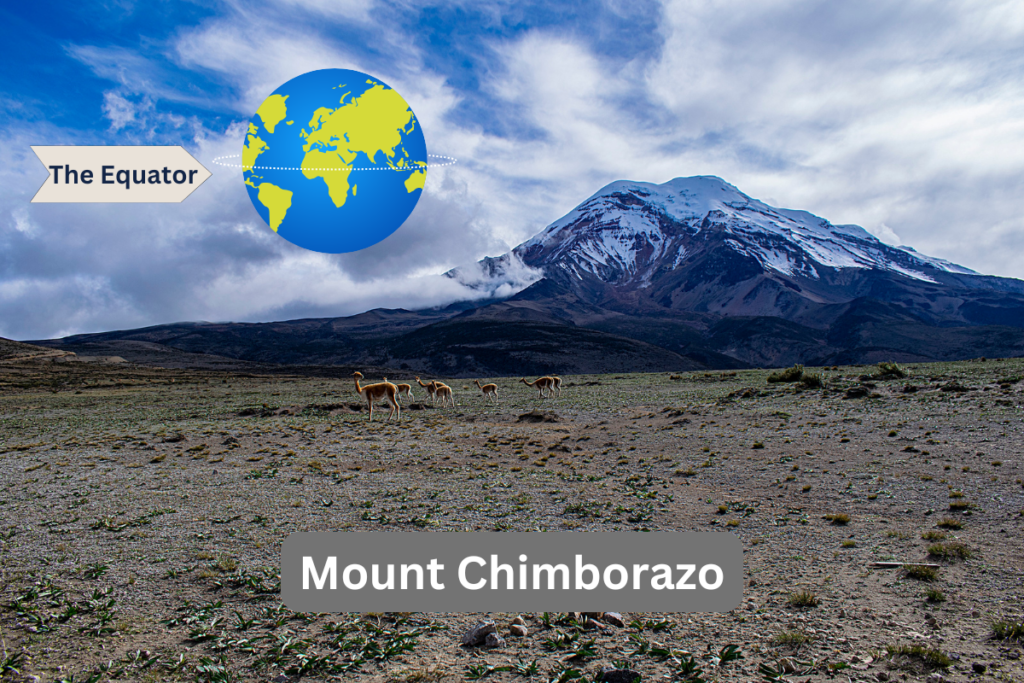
<box><xmin>6</xmin><ymin>0</ymin><xmax>1024</xmax><ymax>341</ymax></box>
<box><xmin>101</xmin><ymin>92</ymin><xmax>138</xmax><ymax>130</ymax></box>
<box><xmin>869</xmin><ymin>223</ymin><xmax>901</xmax><ymax>246</ymax></box>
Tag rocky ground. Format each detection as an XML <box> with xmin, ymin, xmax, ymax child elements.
<box><xmin>0</xmin><ymin>355</ymin><xmax>1022</xmax><ymax>682</ymax></box>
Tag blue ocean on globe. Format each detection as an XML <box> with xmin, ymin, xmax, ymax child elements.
<box><xmin>243</xmin><ymin>68</ymin><xmax>428</xmax><ymax>253</ymax></box>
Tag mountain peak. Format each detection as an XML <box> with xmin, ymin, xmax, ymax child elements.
<box><xmin>481</xmin><ymin>175</ymin><xmax>976</xmax><ymax>289</ymax></box>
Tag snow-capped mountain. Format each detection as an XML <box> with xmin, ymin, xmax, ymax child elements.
<box><xmin>40</xmin><ymin>175</ymin><xmax>1024</xmax><ymax>375</ymax></box>
<box><xmin>450</xmin><ymin>176</ymin><xmax>1024</xmax><ymax>327</ymax></box>
<box><xmin>518</xmin><ymin>176</ymin><xmax>973</xmax><ymax>283</ymax></box>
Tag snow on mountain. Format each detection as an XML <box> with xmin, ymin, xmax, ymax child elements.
<box><xmin>512</xmin><ymin>176</ymin><xmax>974</xmax><ymax>286</ymax></box>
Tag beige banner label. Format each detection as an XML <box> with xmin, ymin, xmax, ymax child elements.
<box><xmin>31</xmin><ymin>146</ymin><xmax>211</xmax><ymax>203</ymax></box>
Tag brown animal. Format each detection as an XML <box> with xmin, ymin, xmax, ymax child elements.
<box><xmin>433</xmin><ymin>382</ymin><xmax>455</xmax><ymax>408</ymax></box>
<box><xmin>415</xmin><ymin>376</ymin><xmax>439</xmax><ymax>403</ymax></box>
<box><xmin>474</xmin><ymin>379</ymin><xmax>498</xmax><ymax>403</ymax></box>
<box><xmin>521</xmin><ymin>376</ymin><xmax>556</xmax><ymax>398</ymax></box>
<box><xmin>552</xmin><ymin>376</ymin><xmax>562</xmax><ymax>397</ymax></box>
<box><xmin>385</xmin><ymin>378</ymin><xmax>414</xmax><ymax>403</ymax></box>
<box><xmin>352</xmin><ymin>372</ymin><xmax>400</xmax><ymax>422</ymax></box>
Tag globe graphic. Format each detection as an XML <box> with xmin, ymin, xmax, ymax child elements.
<box><xmin>242</xmin><ymin>69</ymin><xmax>427</xmax><ymax>253</ymax></box>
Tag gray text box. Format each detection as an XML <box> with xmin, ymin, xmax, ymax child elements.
<box><xmin>282</xmin><ymin>532</ymin><xmax>742</xmax><ymax>612</ymax></box>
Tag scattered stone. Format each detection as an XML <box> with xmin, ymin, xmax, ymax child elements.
<box><xmin>162</xmin><ymin>433</ymin><xmax>185</xmax><ymax>443</ymax></box>
<box><xmin>875</xmin><ymin>672</ymin><xmax>889</xmax><ymax>682</ymax></box>
<box><xmin>602</xmin><ymin>612</ymin><xmax>625</xmax><ymax>627</ymax></box>
<box><xmin>509</xmin><ymin>624</ymin><xmax>528</xmax><ymax>637</ymax></box>
<box><xmin>511</xmin><ymin>615</ymin><xmax>526</xmax><ymax>626</ymax></box>
<box><xmin>582</xmin><ymin>611</ymin><xmax>604</xmax><ymax>619</ymax></box>
<box><xmin>584</xmin><ymin>617</ymin><xmax>606</xmax><ymax>631</ymax></box>
<box><xmin>972</xmin><ymin>663</ymin><xmax>987</xmax><ymax>674</ymax></box>
<box><xmin>273</xmin><ymin>675</ymin><xmax>290</xmax><ymax>683</ymax></box>
<box><xmin>598</xmin><ymin>667</ymin><xmax>641</xmax><ymax>683</ymax></box>
<box><xmin>517</xmin><ymin>409</ymin><xmax>559</xmax><ymax>423</ymax></box>
<box><xmin>780</xmin><ymin>658</ymin><xmax>797</xmax><ymax>674</ymax></box>
<box><xmin>925</xmin><ymin>674</ymin><xmax>944</xmax><ymax>683</ymax></box>
<box><xmin>844</xmin><ymin>386</ymin><xmax>870</xmax><ymax>399</ymax></box>
<box><xmin>484</xmin><ymin>632</ymin><xmax>506</xmax><ymax>648</ymax></box>
<box><xmin>461</xmin><ymin>620</ymin><xmax>496</xmax><ymax>646</ymax></box>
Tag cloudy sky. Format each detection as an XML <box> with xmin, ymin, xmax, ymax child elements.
<box><xmin>2</xmin><ymin>0</ymin><xmax>1023</xmax><ymax>340</ymax></box>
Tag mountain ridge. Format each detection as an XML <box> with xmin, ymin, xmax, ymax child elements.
<box><xmin>29</xmin><ymin>175</ymin><xmax>1024</xmax><ymax>374</ymax></box>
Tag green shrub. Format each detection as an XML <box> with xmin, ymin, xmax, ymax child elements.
<box><xmin>903</xmin><ymin>565</ymin><xmax>939</xmax><ymax>581</ymax></box>
<box><xmin>787</xmin><ymin>591</ymin><xmax>819</xmax><ymax>608</ymax></box>
<box><xmin>991</xmin><ymin>620</ymin><xmax>1024</xmax><ymax>641</ymax></box>
<box><xmin>772</xmin><ymin>630</ymin><xmax>811</xmax><ymax>646</ymax></box>
<box><xmin>799</xmin><ymin>373</ymin><xmax>824</xmax><ymax>389</ymax></box>
<box><xmin>927</xmin><ymin>542</ymin><xmax>973</xmax><ymax>561</ymax></box>
<box><xmin>884</xmin><ymin>644</ymin><xmax>952</xmax><ymax>669</ymax></box>
<box><xmin>875</xmin><ymin>361</ymin><xmax>908</xmax><ymax>380</ymax></box>
<box><xmin>768</xmin><ymin>365</ymin><xmax>805</xmax><ymax>383</ymax></box>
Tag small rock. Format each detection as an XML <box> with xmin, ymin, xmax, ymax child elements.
<box><xmin>839</xmin><ymin>608</ymin><xmax>846</xmax><ymax>618</ymax></box>
<box><xmin>602</xmin><ymin>611</ymin><xmax>625</xmax><ymax>627</ymax></box>
<box><xmin>461</xmin><ymin>620</ymin><xmax>496</xmax><ymax>646</ymax></box>
<box><xmin>518</xmin><ymin>409</ymin><xmax>559</xmax><ymax>423</ymax></box>
<box><xmin>27</xmin><ymin>676</ymin><xmax>42</xmax><ymax>683</ymax></box>
<box><xmin>509</xmin><ymin>624</ymin><xmax>528</xmax><ymax>637</ymax></box>
<box><xmin>780</xmin><ymin>658</ymin><xmax>796</xmax><ymax>674</ymax></box>
<box><xmin>273</xmin><ymin>675</ymin><xmax>290</xmax><ymax>683</ymax></box>
<box><xmin>875</xmin><ymin>672</ymin><xmax>890</xmax><ymax>682</ymax></box>
<box><xmin>484</xmin><ymin>632</ymin><xmax>506</xmax><ymax>648</ymax></box>
<box><xmin>972</xmin><ymin>663</ymin><xmax>987</xmax><ymax>674</ymax></box>
<box><xmin>582</xmin><ymin>611</ymin><xmax>604</xmax><ymax>619</ymax></box>
<box><xmin>584</xmin><ymin>617</ymin><xmax>606</xmax><ymax>631</ymax></box>
<box><xmin>511</xmin><ymin>615</ymin><xmax>526</xmax><ymax>626</ymax></box>
<box><xmin>925</xmin><ymin>674</ymin><xmax>944</xmax><ymax>683</ymax></box>
<box><xmin>970</xmin><ymin>609</ymin><xmax>981</xmax><ymax>618</ymax></box>
<box><xmin>598</xmin><ymin>667</ymin><xmax>641</xmax><ymax>683</ymax></box>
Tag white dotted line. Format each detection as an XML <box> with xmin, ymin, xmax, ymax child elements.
<box><xmin>212</xmin><ymin>153</ymin><xmax>456</xmax><ymax>171</ymax></box>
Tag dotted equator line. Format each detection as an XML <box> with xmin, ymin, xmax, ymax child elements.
<box><xmin>212</xmin><ymin>153</ymin><xmax>457</xmax><ymax>172</ymax></box>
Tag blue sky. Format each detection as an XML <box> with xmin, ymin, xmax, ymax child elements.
<box><xmin>2</xmin><ymin>0</ymin><xmax>1023</xmax><ymax>339</ymax></box>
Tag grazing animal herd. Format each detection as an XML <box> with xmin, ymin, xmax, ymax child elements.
<box><xmin>351</xmin><ymin>372</ymin><xmax>561</xmax><ymax>421</ymax></box>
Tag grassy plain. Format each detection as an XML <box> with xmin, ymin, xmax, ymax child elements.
<box><xmin>1</xmin><ymin>356</ymin><xmax>1022</xmax><ymax>681</ymax></box>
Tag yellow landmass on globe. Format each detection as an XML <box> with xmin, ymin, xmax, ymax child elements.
<box><xmin>257</xmin><ymin>182</ymin><xmax>293</xmax><ymax>232</ymax></box>
<box><xmin>301</xmin><ymin>149</ymin><xmax>356</xmax><ymax>208</ymax></box>
<box><xmin>257</xmin><ymin>94</ymin><xmax>289</xmax><ymax>134</ymax></box>
<box><xmin>243</xmin><ymin>124</ymin><xmax>268</xmax><ymax>174</ymax></box>
<box><xmin>404</xmin><ymin>169</ymin><xmax>426</xmax><ymax>193</ymax></box>
<box><xmin>299</xmin><ymin>83</ymin><xmax>425</xmax><ymax>207</ymax></box>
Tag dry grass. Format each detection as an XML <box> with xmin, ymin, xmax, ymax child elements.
<box><xmin>787</xmin><ymin>591</ymin><xmax>819</xmax><ymax>608</ymax></box>
<box><xmin>903</xmin><ymin>565</ymin><xmax>939</xmax><ymax>582</ymax></box>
